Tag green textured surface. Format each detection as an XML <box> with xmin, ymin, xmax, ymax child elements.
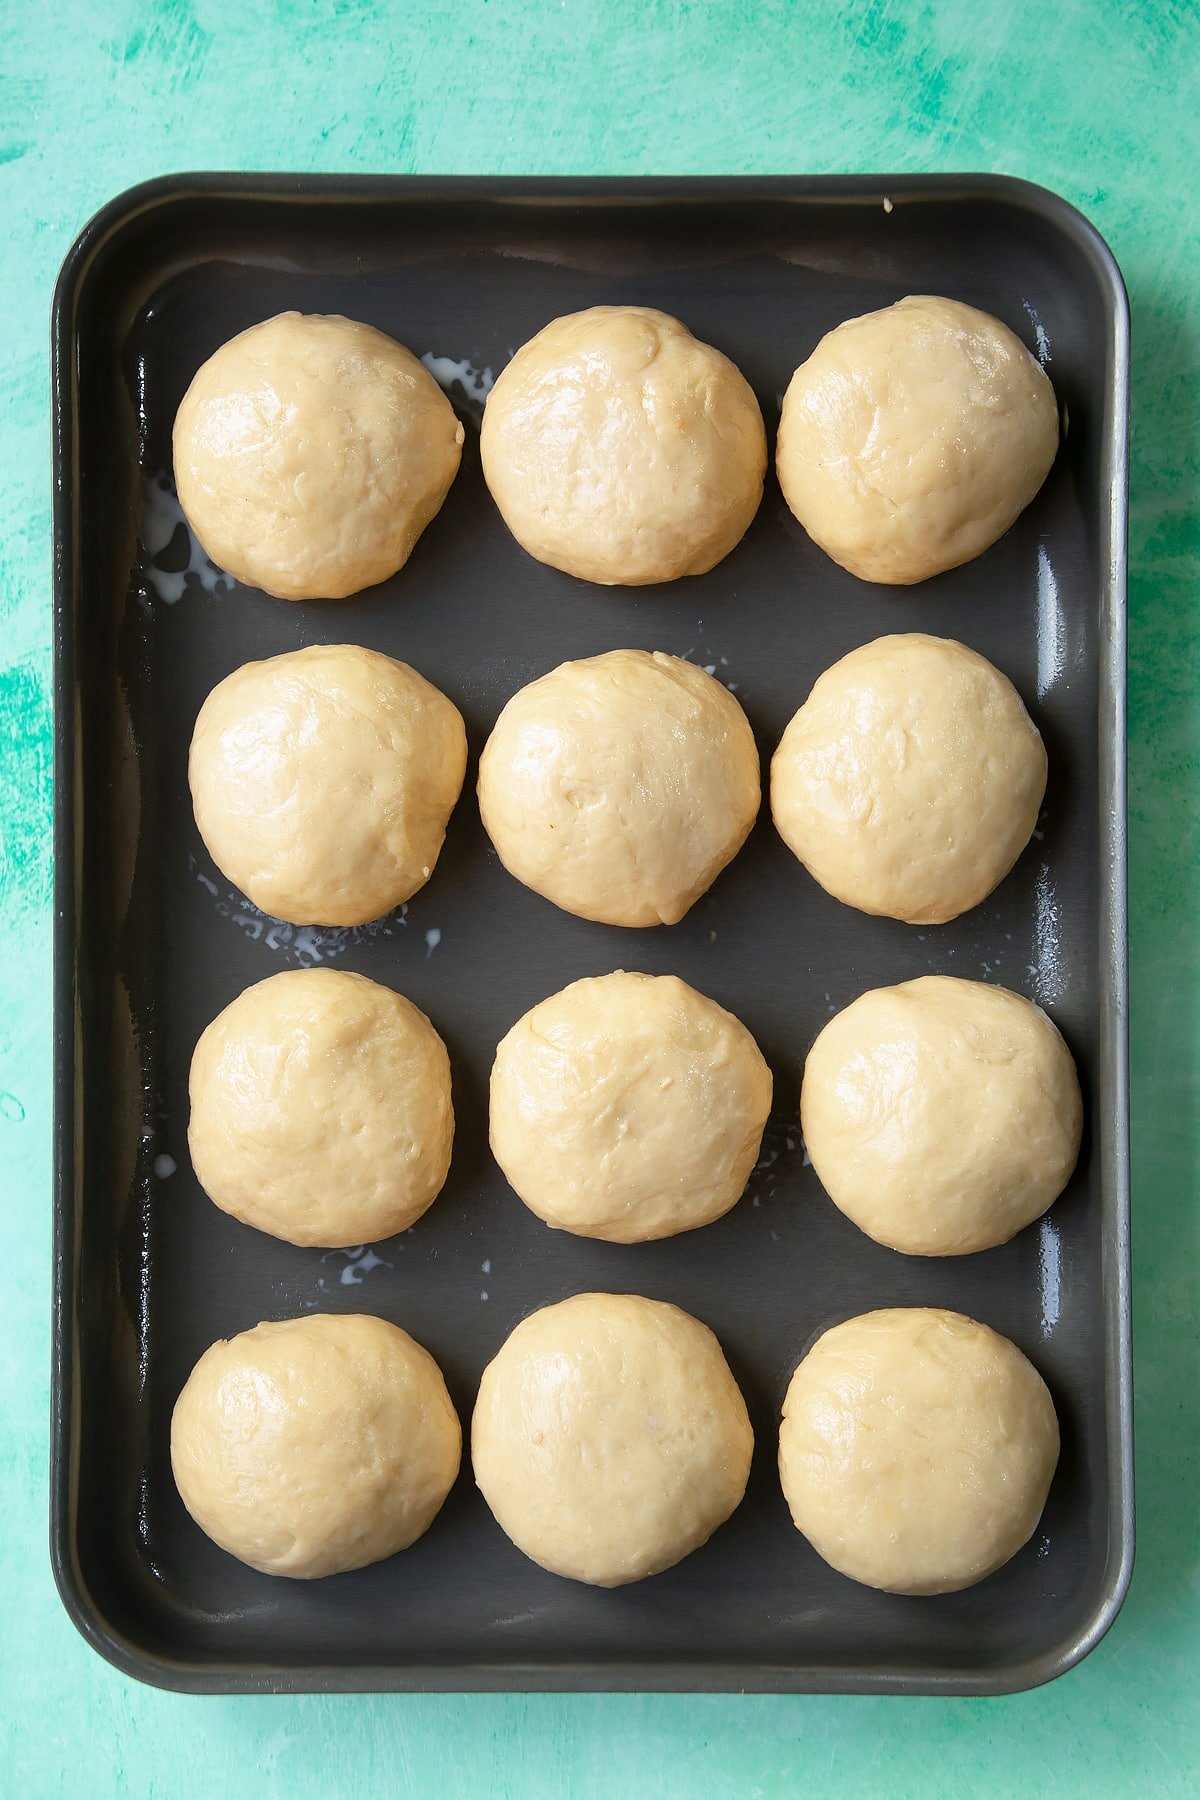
<box><xmin>2</xmin><ymin>1</ymin><xmax>1196</xmax><ymax>1793</ymax></box>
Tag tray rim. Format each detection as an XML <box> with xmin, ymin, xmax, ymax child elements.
<box><xmin>50</xmin><ymin>169</ymin><xmax>1133</xmax><ymax>1698</ymax></box>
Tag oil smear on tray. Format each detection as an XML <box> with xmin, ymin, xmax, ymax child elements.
<box><xmin>187</xmin><ymin>851</ymin><xmax>403</xmax><ymax>965</ymax></box>
<box><xmin>420</xmin><ymin>351</ymin><xmax>495</xmax><ymax>423</ymax></box>
<box><xmin>139</xmin><ymin>472</ymin><xmax>230</xmax><ymax>606</ymax></box>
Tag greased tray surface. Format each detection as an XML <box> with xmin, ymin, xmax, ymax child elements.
<box><xmin>51</xmin><ymin>176</ymin><xmax>1131</xmax><ymax>1695</ymax></box>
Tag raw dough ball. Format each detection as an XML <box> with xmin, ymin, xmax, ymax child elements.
<box><xmin>189</xmin><ymin>968</ymin><xmax>454</xmax><ymax>1248</ymax></box>
<box><xmin>189</xmin><ymin>643</ymin><xmax>467</xmax><ymax>926</ymax></box>
<box><xmin>776</xmin><ymin>295</ymin><xmax>1058</xmax><ymax>584</ymax></box>
<box><xmin>770</xmin><ymin>633</ymin><xmax>1046</xmax><ymax>924</ymax></box>
<box><xmin>480</xmin><ymin>305</ymin><xmax>767</xmax><ymax>584</ymax></box>
<box><xmin>173</xmin><ymin>312</ymin><xmax>464</xmax><ymax>600</ymax></box>
<box><xmin>478</xmin><ymin>650</ymin><xmax>760</xmax><ymax>926</ymax></box>
<box><xmin>801</xmin><ymin>977</ymin><xmax>1082</xmax><ymax>1255</ymax></box>
<box><xmin>490</xmin><ymin>972</ymin><xmax>772</xmax><ymax>1242</ymax></box>
<box><xmin>778</xmin><ymin>1308</ymin><xmax>1059</xmax><ymax>1594</ymax></box>
<box><xmin>171</xmin><ymin>1313</ymin><xmax>461</xmax><ymax>1578</ymax></box>
<box><xmin>472</xmin><ymin>1293</ymin><xmax>753</xmax><ymax>1586</ymax></box>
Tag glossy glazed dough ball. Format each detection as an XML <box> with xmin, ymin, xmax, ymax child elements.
<box><xmin>473</xmin><ymin>1293</ymin><xmax>753</xmax><ymax>1586</ymax></box>
<box><xmin>771</xmin><ymin>634</ymin><xmax>1046</xmax><ymax>924</ymax></box>
<box><xmin>490</xmin><ymin>972</ymin><xmax>772</xmax><ymax>1243</ymax></box>
<box><xmin>802</xmin><ymin>986</ymin><xmax>1086</xmax><ymax>1252</ymax></box>
<box><xmin>171</xmin><ymin>1314</ymin><xmax>461</xmax><ymax>1578</ymax></box>
<box><xmin>478</xmin><ymin>650</ymin><xmax>760</xmax><ymax>926</ymax></box>
<box><xmin>189</xmin><ymin>643</ymin><xmax>467</xmax><ymax>927</ymax></box>
<box><xmin>776</xmin><ymin>295</ymin><xmax>1058</xmax><ymax>584</ymax></box>
<box><xmin>778</xmin><ymin>1308</ymin><xmax>1059</xmax><ymax>1594</ymax></box>
<box><xmin>801</xmin><ymin>977</ymin><xmax>1082</xmax><ymax>1256</ymax></box>
<box><xmin>173</xmin><ymin>312</ymin><xmax>464</xmax><ymax>599</ymax></box>
<box><xmin>189</xmin><ymin>968</ymin><xmax>454</xmax><ymax>1248</ymax></box>
<box><xmin>480</xmin><ymin>305</ymin><xmax>767</xmax><ymax>584</ymax></box>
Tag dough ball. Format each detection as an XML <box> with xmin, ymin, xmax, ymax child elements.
<box><xmin>776</xmin><ymin>295</ymin><xmax>1058</xmax><ymax>584</ymax></box>
<box><xmin>189</xmin><ymin>643</ymin><xmax>467</xmax><ymax>926</ymax></box>
<box><xmin>770</xmin><ymin>633</ymin><xmax>1045</xmax><ymax>924</ymax></box>
<box><xmin>801</xmin><ymin>977</ymin><xmax>1082</xmax><ymax>1255</ymax></box>
<box><xmin>173</xmin><ymin>312</ymin><xmax>464</xmax><ymax>600</ymax></box>
<box><xmin>472</xmin><ymin>1293</ymin><xmax>753</xmax><ymax>1586</ymax></box>
<box><xmin>779</xmin><ymin>1308</ymin><xmax>1059</xmax><ymax>1594</ymax></box>
<box><xmin>171</xmin><ymin>1313</ymin><xmax>461</xmax><ymax>1578</ymax></box>
<box><xmin>480</xmin><ymin>305</ymin><xmax>767</xmax><ymax>584</ymax></box>
<box><xmin>189</xmin><ymin>968</ymin><xmax>454</xmax><ymax>1248</ymax></box>
<box><xmin>491</xmin><ymin>971</ymin><xmax>772</xmax><ymax>1243</ymax></box>
<box><xmin>478</xmin><ymin>650</ymin><xmax>760</xmax><ymax>926</ymax></box>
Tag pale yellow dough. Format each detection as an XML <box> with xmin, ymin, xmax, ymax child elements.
<box><xmin>480</xmin><ymin>305</ymin><xmax>767</xmax><ymax>584</ymax></box>
<box><xmin>801</xmin><ymin>977</ymin><xmax>1082</xmax><ymax>1255</ymax></box>
<box><xmin>770</xmin><ymin>633</ymin><xmax>1046</xmax><ymax>924</ymax></box>
<box><xmin>188</xmin><ymin>968</ymin><xmax>454</xmax><ymax>1248</ymax></box>
<box><xmin>173</xmin><ymin>312</ymin><xmax>464</xmax><ymax>600</ymax></box>
<box><xmin>778</xmin><ymin>1308</ymin><xmax>1059</xmax><ymax>1595</ymax></box>
<box><xmin>490</xmin><ymin>972</ymin><xmax>772</xmax><ymax>1243</ymax></box>
<box><xmin>776</xmin><ymin>295</ymin><xmax>1058</xmax><ymax>584</ymax></box>
<box><xmin>189</xmin><ymin>643</ymin><xmax>467</xmax><ymax>927</ymax></box>
<box><xmin>472</xmin><ymin>1293</ymin><xmax>753</xmax><ymax>1587</ymax></box>
<box><xmin>171</xmin><ymin>1314</ymin><xmax>461</xmax><ymax>1579</ymax></box>
<box><xmin>478</xmin><ymin>650</ymin><xmax>760</xmax><ymax>926</ymax></box>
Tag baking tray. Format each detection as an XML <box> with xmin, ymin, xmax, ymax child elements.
<box><xmin>51</xmin><ymin>174</ymin><xmax>1131</xmax><ymax>1695</ymax></box>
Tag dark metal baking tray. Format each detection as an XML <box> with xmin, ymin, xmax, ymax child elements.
<box><xmin>51</xmin><ymin>174</ymin><xmax>1131</xmax><ymax>1695</ymax></box>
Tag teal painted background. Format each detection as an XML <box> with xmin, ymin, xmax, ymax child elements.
<box><xmin>2</xmin><ymin>1</ymin><xmax>1196</xmax><ymax>1793</ymax></box>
